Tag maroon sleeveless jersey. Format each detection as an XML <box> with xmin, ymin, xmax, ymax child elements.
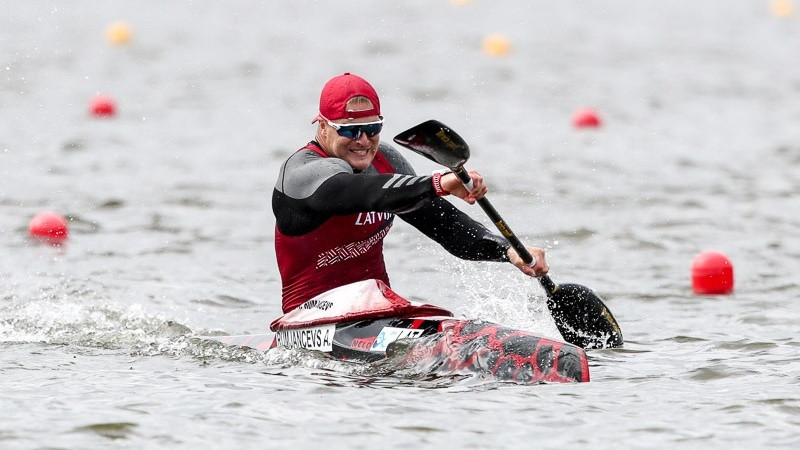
<box><xmin>275</xmin><ymin>144</ymin><xmax>397</xmax><ymax>313</ymax></box>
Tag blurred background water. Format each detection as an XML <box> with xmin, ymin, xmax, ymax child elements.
<box><xmin>2</xmin><ymin>1</ymin><xmax>799</xmax><ymax>449</ymax></box>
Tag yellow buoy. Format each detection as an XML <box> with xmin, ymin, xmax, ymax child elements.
<box><xmin>482</xmin><ymin>33</ymin><xmax>512</xmax><ymax>57</ymax></box>
<box><xmin>106</xmin><ymin>21</ymin><xmax>133</xmax><ymax>45</ymax></box>
<box><xmin>770</xmin><ymin>0</ymin><xmax>795</xmax><ymax>17</ymax></box>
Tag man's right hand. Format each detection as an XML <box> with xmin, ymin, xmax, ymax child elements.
<box><xmin>441</xmin><ymin>169</ymin><xmax>488</xmax><ymax>205</ymax></box>
<box><xmin>507</xmin><ymin>246</ymin><xmax>549</xmax><ymax>277</ymax></box>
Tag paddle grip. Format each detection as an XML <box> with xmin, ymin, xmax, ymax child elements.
<box><xmin>453</xmin><ymin>167</ymin><xmax>535</xmax><ymax>266</ymax></box>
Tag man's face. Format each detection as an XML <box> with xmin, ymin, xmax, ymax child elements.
<box><xmin>319</xmin><ymin>114</ymin><xmax>382</xmax><ymax>172</ymax></box>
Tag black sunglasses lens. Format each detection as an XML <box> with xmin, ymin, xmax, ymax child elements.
<box><xmin>363</xmin><ymin>123</ymin><xmax>383</xmax><ymax>137</ymax></box>
<box><xmin>336</xmin><ymin>127</ymin><xmax>356</xmax><ymax>139</ymax></box>
<box><xmin>336</xmin><ymin>123</ymin><xmax>383</xmax><ymax>139</ymax></box>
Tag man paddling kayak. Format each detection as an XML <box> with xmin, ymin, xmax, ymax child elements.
<box><xmin>273</xmin><ymin>73</ymin><xmax>549</xmax><ymax>313</ymax></box>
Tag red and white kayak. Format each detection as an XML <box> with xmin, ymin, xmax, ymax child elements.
<box><xmin>204</xmin><ymin>279</ymin><xmax>590</xmax><ymax>384</ymax></box>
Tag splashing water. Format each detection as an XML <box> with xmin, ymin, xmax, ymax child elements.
<box><xmin>446</xmin><ymin>258</ymin><xmax>564</xmax><ymax>341</ymax></box>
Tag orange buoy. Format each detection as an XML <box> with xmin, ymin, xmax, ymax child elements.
<box><xmin>770</xmin><ymin>0</ymin><xmax>795</xmax><ymax>18</ymax></box>
<box><xmin>106</xmin><ymin>21</ymin><xmax>133</xmax><ymax>45</ymax></box>
<box><xmin>691</xmin><ymin>250</ymin><xmax>734</xmax><ymax>295</ymax></box>
<box><xmin>482</xmin><ymin>34</ymin><xmax>512</xmax><ymax>57</ymax></box>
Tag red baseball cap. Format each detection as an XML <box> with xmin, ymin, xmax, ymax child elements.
<box><xmin>312</xmin><ymin>73</ymin><xmax>381</xmax><ymax>123</ymax></box>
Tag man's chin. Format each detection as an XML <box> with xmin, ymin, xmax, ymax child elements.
<box><xmin>347</xmin><ymin>155</ymin><xmax>374</xmax><ymax>171</ymax></box>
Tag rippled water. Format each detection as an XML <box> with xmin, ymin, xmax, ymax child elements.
<box><xmin>2</xmin><ymin>1</ymin><xmax>800</xmax><ymax>449</ymax></box>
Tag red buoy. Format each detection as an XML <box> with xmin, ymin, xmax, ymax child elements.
<box><xmin>89</xmin><ymin>94</ymin><xmax>117</xmax><ymax>117</ymax></box>
<box><xmin>691</xmin><ymin>250</ymin><xmax>734</xmax><ymax>295</ymax></box>
<box><xmin>572</xmin><ymin>107</ymin><xmax>602</xmax><ymax>128</ymax></box>
<box><xmin>28</xmin><ymin>211</ymin><xmax>69</xmax><ymax>245</ymax></box>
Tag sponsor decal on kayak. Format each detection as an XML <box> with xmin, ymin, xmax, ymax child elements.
<box><xmin>276</xmin><ymin>325</ymin><xmax>334</xmax><ymax>352</ymax></box>
<box><xmin>351</xmin><ymin>336</ymin><xmax>377</xmax><ymax>351</ymax></box>
<box><xmin>370</xmin><ymin>327</ymin><xmax>424</xmax><ymax>352</ymax></box>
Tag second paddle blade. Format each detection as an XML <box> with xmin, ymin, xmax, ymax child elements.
<box><xmin>393</xmin><ymin>120</ymin><xmax>471</xmax><ymax>170</ymax></box>
<box><xmin>547</xmin><ymin>283</ymin><xmax>624</xmax><ymax>349</ymax></box>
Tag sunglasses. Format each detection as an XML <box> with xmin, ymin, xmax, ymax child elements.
<box><xmin>324</xmin><ymin>117</ymin><xmax>384</xmax><ymax>140</ymax></box>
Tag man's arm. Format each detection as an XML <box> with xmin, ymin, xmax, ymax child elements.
<box><xmin>381</xmin><ymin>142</ymin><xmax>510</xmax><ymax>261</ymax></box>
<box><xmin>273</xmin><ymin>145</ymin><xmax>438</xmax><ymax>236</ymax></box>
<box><xmin>399</xmin><ymin>198</ymin><xmax>510</xmax><ymax>262</ymax></box>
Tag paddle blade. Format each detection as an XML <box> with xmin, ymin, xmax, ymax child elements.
<box><xmin>393</xmin><ymin>120</ymin><xmax>470</xmax><ymax>170</ymax></box>
<box><xmin>546</xmin><ymin>283</ymin><xmax>623</xmax><ymax>349</ymax></box>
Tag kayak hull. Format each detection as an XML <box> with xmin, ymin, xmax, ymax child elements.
<box><xmin>205</xmin><ymin>316</ymin><xmax>589</xmax><ymax>384</ymax></box>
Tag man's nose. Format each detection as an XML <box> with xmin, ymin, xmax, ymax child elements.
<box><xmin>354</xmin><ymin>131</ymin><xmax>370</xmax><ymax>142</ymax></box>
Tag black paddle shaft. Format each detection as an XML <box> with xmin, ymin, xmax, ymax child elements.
<box><xmin>393</xmin><ymin>119</ymin><xmax>622</xmax><ymax>348</ymax></box>
<box><xmin>452</xmin><ymin>166</ymin><xmax>558</xmax><ymax>295</ymax></box>
<box><xmin>452</xmin><ymin>167</ymin><xmax>530</xmax><ymax>260</ymax></box>
<box><xmin>455</xmin><ymin>165</ymin><xmax>621</xmax><ymax>348</ymax></box>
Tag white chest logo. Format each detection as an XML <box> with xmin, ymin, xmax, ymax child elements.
<box><xmin>355</xmin><ymin>212</ymin><xmax>393</xmax><ymax>225</ymax></box>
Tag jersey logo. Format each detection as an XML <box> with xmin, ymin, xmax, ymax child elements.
<box><xmin>355</xmin><ymin>211</ymin><xmax>393</xmax><ymax>225</ymax></box>
<box><xmin>382</xmin><ymin>174</ymin><xmax>426</xmax><ymax>189</ymax></box>
<box><xmin>316</xmin><ymin>223</ymin><xmax>393</xmax><ymax>268</ymax></box>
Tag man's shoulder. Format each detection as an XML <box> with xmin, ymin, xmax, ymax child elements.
<box><xmin>377</xmin><ymin>142</ymin><xmax>416</xmax><ymax>175</ymax></box>
<box><xmin>276</xmin><ymin>145</ymin><xmax>352</xmax><ymax>197</ymax></box>
<box><xmin>283</xmin><ymin>146</ymin><xmax>351</xmax><ymax>173</ymax></box>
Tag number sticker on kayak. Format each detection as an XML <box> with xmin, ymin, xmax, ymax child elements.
<box><xmin>276</xmin><ymin>325</ymin><xmax>334</xmax><ymax>352</ymax></box>
<box><xmin>371</xmin><ymin>327</ymin><xmax>424</xmax><ymax>352</ymax></box>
